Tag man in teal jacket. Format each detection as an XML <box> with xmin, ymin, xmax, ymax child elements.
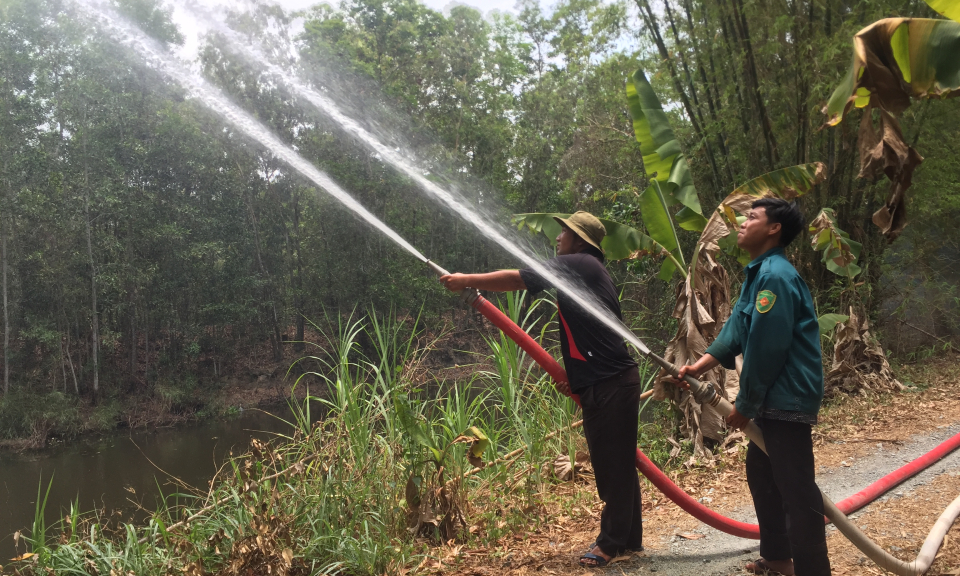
<box><xmin>677</xmin><ymin>198</ymin><xmax>830</xmax><ymax>576</ymax></box>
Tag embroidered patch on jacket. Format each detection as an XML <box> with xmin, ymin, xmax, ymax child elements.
<box><xmin>756</xmin><ymin>290</ymin><xmax>776</xmax><ymax>313</ymax></box>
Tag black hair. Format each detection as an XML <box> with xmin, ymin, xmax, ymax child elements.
<box><xmin>751</xmin><ymin>197</ymin><xmax>804</xmax><ymax>247</ymax></box>
<box><xmin>582</xmin><ymin>244</ymin><xmax>605</xmax><ymax>262</ymax></box>
<box><xmin>560</xmin><ymin>223</ymin><xmax>605</xmax><ymax>262</ymax></box>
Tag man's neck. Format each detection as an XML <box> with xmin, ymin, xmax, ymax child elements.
<box><xmin>748</xmin><ymin>240</ymin><xmax>781</xmax><ymax>261</ymax></box>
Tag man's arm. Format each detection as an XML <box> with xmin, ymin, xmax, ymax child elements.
<box><xmin>439</xmin><ymin>270</ymin><xmax>526</xmax><ymax>292</ymax></box>
<box><xmin>704</xmin><ymin>311</ymin><xmax>744</xmax><ymax>370</ymax></box>
<box><xmin>734</xmin><ymin>274</ymin><xmax>796</xmax><ymax>419</ymax></box>
<box><xmin>676</xmin><ymin>353</ymin><xmax>721</xmax><ymax>382</ymax></box>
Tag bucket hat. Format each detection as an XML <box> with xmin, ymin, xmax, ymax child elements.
<box><xmin>553</xmin><ymin>211</ymin><xmax>606</xmax><ymax>253</ymax></box>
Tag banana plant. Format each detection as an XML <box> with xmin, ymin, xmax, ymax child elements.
<box><xmin>824</xmin><ymin>9</ymin><xmax>960</xmax><ymax>239</ymax></box>
<box><xmin>514</xmin><ymin>67</ymin><xmax>851</xmax><ymax>456</ymax></box>
<box><xmin>626</xmin><ymin>68</ymin><xmax>708</xmax><ymax>280</ymax></box>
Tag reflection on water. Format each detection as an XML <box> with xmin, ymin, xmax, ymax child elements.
<box><xmin>0</xmin><ymin>407</ymin><xmax>308</xmax><ymax>552</ymax></box>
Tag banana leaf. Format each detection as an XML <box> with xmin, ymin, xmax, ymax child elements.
<box><xmin>698</xmin><ymin>163</ymin><xmax>826</xmax><ymax>255</ymax></box>
<box><xmin>512</xmin><ymin>213</ymin><xmax>668</xmax><ymax>262</ymax></box>
<box><xmin>809</xmin><ymin>208</ymin><xmax>862</xmax><ymax>279</ymax></box>
<box><xmin>824</xmin><ymin>17</ymin><xmax>960</xmax><ymax>240</ymax></box>
<box><xmin>626</xmin><ymin>69</ymin><xmax>708</xmax><ymax>233</ymax></box>
<box><xmin>639</xmin><ymin>183</ymin><xmax>685</xmax><ymax>280</ymax></box>
<box><xmin>818</xmin><ymin>313</ymin><xmax>850</xmax><ymax>336</ymax></box>
<box><xmin>824</xmin><ymin>18</ymin><xmax>960</xmax><ymax>126</ymax></box>
<box><xmin>925</xmin><ymin>0</ymin><xmax>960</xmax><ymax>23</ymax></box>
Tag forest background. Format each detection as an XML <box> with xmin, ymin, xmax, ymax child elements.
<box><xmin>0</xmin><ymin>0</ymin><xmax>958</xmax><ymax>442</ymax></box>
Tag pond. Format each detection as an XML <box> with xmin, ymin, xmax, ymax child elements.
<box><xmin>0</xmin><ymin>406</ymin><xmax>307</xmax><ymax>554</ymax></box>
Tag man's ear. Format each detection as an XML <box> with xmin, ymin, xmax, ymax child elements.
<box><xmin>768</xmin><ymin>221</ymin><xmax>782</xmax><ymax>238</ymax></box>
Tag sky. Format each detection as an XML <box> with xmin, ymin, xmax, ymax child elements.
<box><xmin>191</xmin><ymin>0</ymin><xmax>524</xmax><ymax>18</ymax></box>
<box><xmin>277</xmin><ymin>0</ymin><xmax>519</xmax><ymax>15</ymax></box>
<box><xmin>169</xmin><ymin>0</ymin><xmax>533</xmax><ymax>61</ymax></box>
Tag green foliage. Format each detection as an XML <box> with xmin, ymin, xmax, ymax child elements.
<box><xmin>626</xmin><ymin>69</ymin><xmax>707</xmax><ymax>232</ymax></box>
<box><xmin>818</xmin><ymin>313</ymin><xmax>850</xmax><ymax>336</ymax></box>
<box><xmin>0</xmin><ymin>389</ymin><xmax>83</xmax><ymax>441</ymax></box>
<box><xmin>809</xmin><ymin>208</ymin><xmax>863</xmax><ymax>279</ymax></box>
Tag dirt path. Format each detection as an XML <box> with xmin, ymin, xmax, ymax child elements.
<box><xmin>629</xmin><ymin>422</ymin><xmax>960</xmax><ymax>576</ymax></box>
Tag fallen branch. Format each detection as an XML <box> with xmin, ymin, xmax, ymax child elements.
<box><xmin>900</xmin><ymin>320</ymin><xmax>960</xmax><ymax>354</ymax></box>
<box><xmin>823</xmin><ymin>437</ymin><xmax>904</xmax><ymax>445</ymax></box>
<box><xmin>450</xmin><ymin>419</ymin><xmax>584</xmax><ymax>486</ymax></box>
<box><xmin>138</xmin><ymin>451</ymin><xmax>320</xmax><ymax>544</ymax></box>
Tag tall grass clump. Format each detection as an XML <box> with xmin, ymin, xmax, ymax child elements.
<box><xmin>15</xmin><ymin>299</ymin><xmax>655</xmax><ymax>576</ymax></box>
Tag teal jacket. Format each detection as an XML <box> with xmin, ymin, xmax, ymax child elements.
<box><xmin>705</xmin><ymin>247</ymin><xmax>824</xmax><ymax>419</ymax></box>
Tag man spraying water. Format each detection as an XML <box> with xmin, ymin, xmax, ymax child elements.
<box><xmin>440</xmin><ymin>211</ymin><xmax>643</xmax><ymax>567</ymax></box>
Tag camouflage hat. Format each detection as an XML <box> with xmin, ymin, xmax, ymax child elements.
<box><xmin>553</xmin><ymin>211</ymin><xmax>606</xmax><ymax>253</ymax></box>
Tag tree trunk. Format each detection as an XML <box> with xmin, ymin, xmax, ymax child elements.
<box><xmin>82</xmin><ymin>107</ymin><xmax>99</xmax><ymax>400</ymax></box>
<box><xmin>662</xmin><ymin>0</ymin><xmax>727</xmax><ymax>191</ymax></box>
<box><xmin>681</xmin><ymin>0</ymin><xmax>736</xmax><ymax>188</ymax></box>
<box><xmin>126</xmin><ymin>218</ymin><xmax>136</xmax><ymax>381</ymax></box>
<box><xmin>2</xmin><ymin>213</ymin><xmax>8</xmax><ymax>396</ymax></box>
<box><xmin>293</xmin><ymin>190</ymin><xmax>305</xmax><ymax>353</ymax></box>
<box><xmin>729</xmin><ymin>0</ymin><xmax>780</xmax><ymax>168</ymax></box>
<box><xmin>241</xmin><ymin>171</ymin><xmax>283</xmax><ymax>362</ymax></box>
<box><xmin>636</xmin><ymin>0</ymin><xmax>723</xmax><ymax>191</ymax></box>
<box><xmin>715</xmin><ymin>0</ymin><xmax>755</xmax><ymax>157</ymax></box>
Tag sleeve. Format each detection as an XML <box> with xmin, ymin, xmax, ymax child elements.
<box><xmin>518</xmin><ymin>267</ymin><xmax>550</xmax><ymax>295</ymax></box>
<box><xmin>705</xmin><ymin>313</ymin><xmax>743</xmax><ymax>370</ymax></box>
<box><xmin>519</xmin><ymin>255</ymin><xmax>575</xmax><ymax>295</ymax></box>
<box><xmin>734</xmin><ymin>273</ymin><xmax>796</xmax><ymax>418</ymax></box>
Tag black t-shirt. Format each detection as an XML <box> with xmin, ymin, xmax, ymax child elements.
<box><xmin>519</xmin><ymin>252</ymin><xmax>637</xmax><ymax>392</ymax></box>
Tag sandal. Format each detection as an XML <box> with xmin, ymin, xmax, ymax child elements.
<box><xmin>585</xmin><ymin>542</ymin><xmax>644</xmax><ymax>554</ymax></box>
<box><xmin>744</xmin><ymin>558</ymin><xmax>791</xmax><ymax>575</ymax></box>
<box><xmin>578</xmin><ymin>552</ymin><xmax>609</xmax><ymax>568</ymax></box>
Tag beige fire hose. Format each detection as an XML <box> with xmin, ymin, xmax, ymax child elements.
<box><xmin>671</xmin><ymin>357</ymin><xmax>960</xmax><ymax>576</ymax></box>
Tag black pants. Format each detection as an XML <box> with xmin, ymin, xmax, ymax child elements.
<box><xmin>747</xmin><ymin>418</ymin><xmax>831</xmax><ymax>576</ymax></box>
<box><xmin>580</xmin><ymin>367</ymin><xmax>642</xmax><ymax>556</ymax></box>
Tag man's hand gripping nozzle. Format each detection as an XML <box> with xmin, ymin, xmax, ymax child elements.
<box><xmin>426</xmin><ymin>260</ymin><xmax>480</xmax><ymax>305</ymax></box>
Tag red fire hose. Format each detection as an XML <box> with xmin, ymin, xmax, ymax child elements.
<box><xmin>468</xmin><ymin>290</ymin><xmax>960</xmax><ymax>539</ymax></box>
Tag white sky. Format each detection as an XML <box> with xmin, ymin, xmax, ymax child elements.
<box><xmin>191</xmin><ymin>0</ymin><xmax>523</xmax><ymax>19</ymax></box>
<box><xmin>169</xmin><ymin>0</ymin><xmax>532</xmax><ymax>62</ymax></box>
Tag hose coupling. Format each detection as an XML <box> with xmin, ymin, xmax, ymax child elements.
<box><xmin>425</xmin><ymin>260</ymin><xmax>481</xmax><ymax>306</ymax></box>
<box><xmin>461</xmin><ymin>287</ymin><xmax>481</xmax><ymax>306</ymax></box>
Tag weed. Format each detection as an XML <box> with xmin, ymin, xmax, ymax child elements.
<box><xmin>19</xmin><ymin>302</ymin><xmax>664</xmax><ymax>576</ymax></box>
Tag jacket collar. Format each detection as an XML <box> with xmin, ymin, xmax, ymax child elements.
<box><xmin>745</xmin><ymin>246</ymin><xmax>784</xmax><ymax>272</ymax></box>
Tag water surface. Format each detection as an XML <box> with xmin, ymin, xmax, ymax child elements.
<box><xmin>0</xmin><ymin>408</ymin><xmax>301</xmax><ymax>552</ymax></box>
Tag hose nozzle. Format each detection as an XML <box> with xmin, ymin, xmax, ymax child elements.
<box><xmin>425</xmin><ymin>260</ymin><xmax>450</xmax><ymax>278</ymax></box>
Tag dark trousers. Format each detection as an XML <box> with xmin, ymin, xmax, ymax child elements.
<box><xmin>580</xmin><ymin>367</ymin><xmax>642</xmax><ymax>556</ymax></box>
<box><xmin>747</xmin><ymin>418</ymin><xmax>831</xmax><ymax>576</ymax></box>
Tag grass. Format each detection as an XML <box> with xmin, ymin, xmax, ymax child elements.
<box><xmin>10</xmin><ymin>297</ymin><xmax>659</xmax><ymax>576</ymax></box>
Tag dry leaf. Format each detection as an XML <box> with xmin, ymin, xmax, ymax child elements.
<box><xmin>552</xmin><ymin>451</ymin><xmax>590</xmax><ymax>481</ymax></box>
<box><xmin>677</xmin><ymin>532</ymin><xmax>705</xmax><ymax>540</ymax></box>
<box><xmin>826</xmin><ymin>307</ymin><xmax>903</xmax><ymax>397</ymax></box>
